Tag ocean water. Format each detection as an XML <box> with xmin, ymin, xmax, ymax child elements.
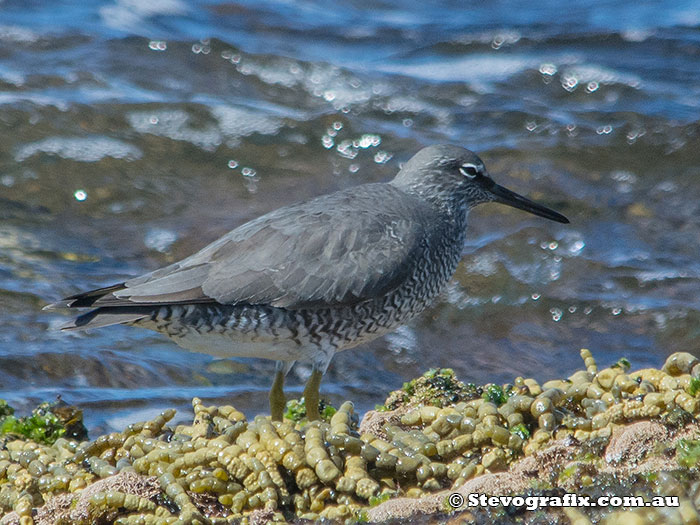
<box><xmin>1</xmin><ymin>0</ymin><xmax>699</xmax><ymax>433</ymax></box>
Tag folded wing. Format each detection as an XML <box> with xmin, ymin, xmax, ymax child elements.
<box><xmin>52</xmin><ymin>184</ymin><xmax>436</xmax><ymax>311</ymax></box>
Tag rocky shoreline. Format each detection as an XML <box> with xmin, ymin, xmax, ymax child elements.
<box><xmin>2</xmin><ymin>349</ymin><xmax>700</xmax><ymax>524</ymax></box>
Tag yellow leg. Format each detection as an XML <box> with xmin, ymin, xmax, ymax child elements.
<box><xmin>269</xmin><ymin>370</ymin><xmax>286</xmax><ymax>422</ymax></box>
<box><xmin>303</xmin><ymin>369</ymin><xmax>323</xmax><ymax>421</ymax></box>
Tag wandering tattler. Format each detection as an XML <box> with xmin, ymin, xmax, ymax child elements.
<box><xmin>45</xmin><ymin>145</ymin><xmax>568</xmax><ymax>421</ymax></box>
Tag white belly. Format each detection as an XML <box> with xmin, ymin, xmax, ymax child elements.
<box><xmin>174</xmin><ymin>331</ymin><xmax>313</xmax><ymax>361</ymax></box>
<box><xmin>136</xmin><ymin>318</ymin><xmax>321</xmax><ymax>363</ymax></box>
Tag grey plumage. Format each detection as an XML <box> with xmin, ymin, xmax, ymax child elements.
<box><xmin>51</xmin><ymin>185</ymin><xmax>444</xmax><ymax>322</ymax></box>
<box><xmin>45</xmin><ymin>144</ymin><xmax>568</xmax><ymax>420</ymax></box>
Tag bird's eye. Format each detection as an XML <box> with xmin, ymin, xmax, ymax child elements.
<box><xmin>459</xmin><ymin>163</ymin><xmax>480</xmax><ymax>178</ymax></box>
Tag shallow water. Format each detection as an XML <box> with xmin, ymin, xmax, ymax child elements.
<box><xmin>1</xmin><ymin>0</ymin><xmax>699</xmax><ymax>433</ymax></box>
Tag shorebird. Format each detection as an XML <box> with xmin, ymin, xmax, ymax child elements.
<box><xmin>45</xmin><ymin>145</ymin><xmax>568</xmax><ymax>421</ymax></box>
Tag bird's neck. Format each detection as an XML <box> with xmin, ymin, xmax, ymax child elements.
<box><xmin>394</xmin><ymin>178</ymin><xmax>468</xmax><ymax>224</ymax></box>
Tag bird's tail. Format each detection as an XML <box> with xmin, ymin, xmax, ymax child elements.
<box><xmin>58</xmin><ymin>307</ymin><xmax>153</xmax><ymax>331</ymax></box>
<box><xmin>43</xmin><ymin>283</ymin><xmax>127</xmax><ymax>310</ymax></box>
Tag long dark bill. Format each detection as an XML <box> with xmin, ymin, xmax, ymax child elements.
<box><xmin>490</xmin><ymin>183</ymin><xmax>569</xmax><ymax>224</ymax></box>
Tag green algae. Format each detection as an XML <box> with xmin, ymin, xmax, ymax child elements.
<box><xmin>283</xmin><ymin>399</ymin><xmax>306</xmax><ymax>422</ymax></box>
<box><xmin>385</xmin><ymin>367</ymin><xmax>479</xmax><ymax>410</ymax></box>
<box><xmin>0</xmin><ymin>399</ymin><xmax>87</xmax><ymax>445</ymax></box>
<box><xmin>283</xmin><ymin>397</ymin><xmax>336</xmax><ymax>423</ymax></box>
<box><xmin>1</xmin><ymin>401</ymin><xmax>66</xmax><ymax>445</ymax></box>
<box><xmin>688</xmin><ymin>377</ymin><xmax>700</xmax><ymax>397</ymax></box>
<box><xmin>676</xmin><ymin>439</ymin><xmax>700</xmax><ymax>468</ymax></box>
<box><xmin>321</xmin><ymin>404</ymin><xmax>337</xmax><ymax>420</ymax></box>
<box><xmin>612</xmin><ymin>357</ymin><xmax>631</xmax><ymax>370</ymax></box>
<box><xmin>355</xmin><ymin>509</ymin><xmax>370</xmax><ymax>522</ymax></box>
<box><xmin>368</xmin><ymin>492</ymin><xmax>394</xmax><ymax>506</ymax></box>
<box><xmin>510</xmin><ymin>422</ymin><xmax>531</xmax><ymax>441</ymax></box>
<box><xmin>1</xmin><ymin>411</ymin><xmax>65</xmax><ymax>444</ymax></box>
<box><xmin>0</xmin><ymin>399</ymin><xmax>13</xmax><ymax>419</ymax></box>
<box><xmin>483</xmin><ymin>383</ymin><xmax>510</xmax><ymax>406</ymax></box>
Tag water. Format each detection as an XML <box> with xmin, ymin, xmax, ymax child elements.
<box><xmin>1</xmin><ymin>0</ymin><xmax>700</xmax><ymax>433</ymax></box>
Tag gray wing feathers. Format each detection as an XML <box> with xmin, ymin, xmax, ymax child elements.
<box><xmin>116</xmin><ymin>265</ymin><xmax>208</xmax><ymax>298</ymax></box>
<box><xmin>87</xmin><ymin>184</ymin><xmax>433</xmax><ymax>310</ymax></box>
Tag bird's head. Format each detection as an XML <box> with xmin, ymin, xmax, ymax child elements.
<box><xmin>392</xmin><ymin>144</ymin><xmax>569</xmax><ymax>224</ymax></box>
